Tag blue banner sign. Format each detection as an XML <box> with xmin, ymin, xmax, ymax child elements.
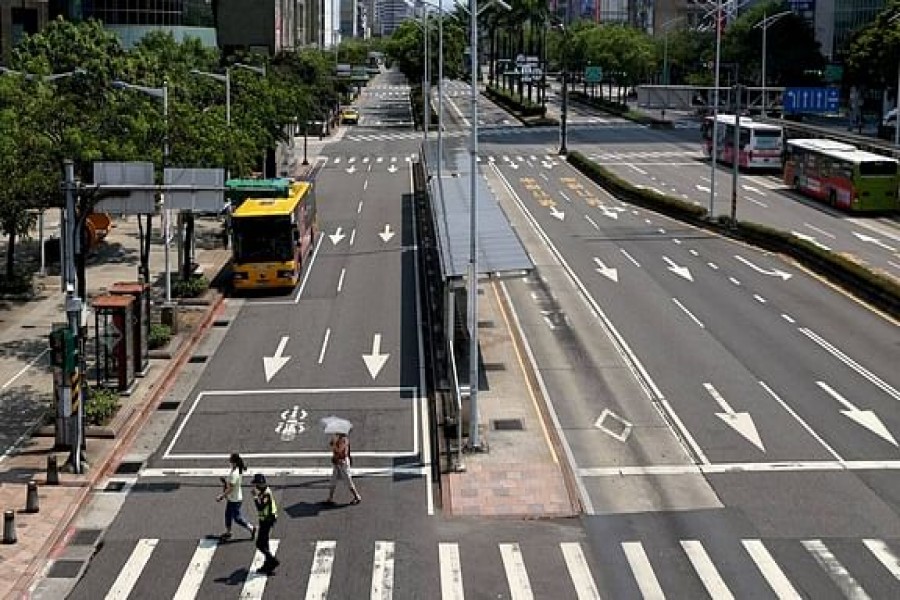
<box><xmin>783</xmin><ymin>87</ymin><xmax>840</xmax><ymax>114</ymax></box>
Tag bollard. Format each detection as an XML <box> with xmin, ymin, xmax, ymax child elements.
<box><xmin>47</xmin><ymin>455</ymin><xmax>59</xmax><ymax>485</ymax></box>
<box><xmin>25</xmin><ymin>480</ymin><xmax>39</xmax><ymax>514</ymax></box>
<box><xmin>2</xmin><ymin>510</ymin><xmax>16</xmax><ymax>544</ymax></box>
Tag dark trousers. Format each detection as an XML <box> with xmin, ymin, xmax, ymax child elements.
<box><xmin>256</xmin><ymin>519</ymin><xmax>276</xmax><ymax>564</ymax></box>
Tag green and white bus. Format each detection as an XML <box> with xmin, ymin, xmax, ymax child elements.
<box><xmin>783</xmin><ymin>138</ymin><xmax>899</xmax><ymax>212</ymax></box>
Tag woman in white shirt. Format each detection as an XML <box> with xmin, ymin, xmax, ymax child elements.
<box><xmin>217</xmin><ymin>453</ymin><xmax>256</xmax><ymax>540</ymax></box>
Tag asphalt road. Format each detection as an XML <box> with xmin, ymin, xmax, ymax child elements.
<box><xmin>61</xmin><ymin>74</ymin><xmax>900</xmax><ymax>599</ymax></box>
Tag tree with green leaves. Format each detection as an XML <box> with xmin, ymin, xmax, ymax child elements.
<box><xmin>845</xmin><ymin>0</ymin><xmax>900</xmax><ymax>95</ymax></box>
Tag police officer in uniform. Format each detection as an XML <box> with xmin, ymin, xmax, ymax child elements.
<box><xmin>251</xmin><ymin>473</ymin><xmax>280</xmax><ymax>574</ymax></box>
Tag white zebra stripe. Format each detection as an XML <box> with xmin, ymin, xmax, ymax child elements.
<box><xmin>621</xmin><ymin>542</ymin><xmax>665</xmax><ymax>600</ymax></box>
<box><xmin>239</xmin><ymin>540</ymin><xmax>279</xmax><ymax>599</ymax></box>
<box><xmin>803</xmin><ymin>539</ymin><xmax>871</xmax><ymax>600</ymax></box>
<box><xmin>305</xmin><ymin>540</ymin><xmax>337</xmax><ymax>600</ymax></box>
<box><xmin>172</xmin><ymin>538</ymin><xmax>218</xmax><ymax>599</ymax></box>
<box><xmin>439</xmin><ymin>542</ymin><xmax>464</xmax><ymax>600</ymax></box>
<box><xmin>560</xmin><ymin>542</ymin><xmax>601</xmax><ymax>600</ymax></box>
<box><xmin>371</xmin><ymin>541</ymin><xmax>395</xmax><ymax>600</ymax></box>
<box><xmin>681</xmin><ymin>540</ymin><xmax>734</xmax><ymax>600</ymax></box>
<box><xmin>742</xmin><ymin>539</ymin><xmax>801</xmax><ymax>599</ymax></box>
<box><xmin>500</xmin><ymin>542</ymin><xmax>534</xmax><ymax>600</ymax></box>
<box><xmin>105</xmin><ymin>538</ymin><xmax>158</xmax><ymax>600</ymax></box>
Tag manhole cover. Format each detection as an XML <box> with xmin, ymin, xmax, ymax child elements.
<box><xmin>114</xmin><ymin>461</ymin><xmax>142</xmax><ymax>475</ymax></box>
<box><xmin>492</xmin><ymin>418</ymin><xmax>524</xmax><ymax>431</ymax></box>
<box><xmin>158</xmin><ymin>401</ymin><xmax>180</xmax><ymax>411</ymax></box>
<box><xmin>69</xmin><ymin>528</ymin><xmax>102</xmax><ymax>546</ymax></box>
<box><xmin>46</xmin><ymin>560</ymin><xmax>84</xmax><ymax>579</ymax></box>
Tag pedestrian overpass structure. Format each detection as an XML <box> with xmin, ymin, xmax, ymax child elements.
<box><xmin>637</xmin><ymin>85</ymin><xmax>786</xmax><ymax>114</ymax></box>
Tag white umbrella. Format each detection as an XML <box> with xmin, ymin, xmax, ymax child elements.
<box><xmin>320</xmin><ymin>415</ymin><xmax>353</xmax><ymax>435</ymax></box>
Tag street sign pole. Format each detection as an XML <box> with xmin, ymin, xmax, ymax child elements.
<box><xmin>63</xmin><ymin>160</ymin><xmax>84</xmax><ymax>474</ymax></box>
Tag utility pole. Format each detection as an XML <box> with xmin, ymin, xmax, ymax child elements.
<box><xmin>62</xmin><ymin>160</ymin><xmax>85</xmax><ymax>474</ymax></box>
<box><xmin>731</xmin><ymin>83</ymin><xmax>742</xmax><ymax>227</ymax></box>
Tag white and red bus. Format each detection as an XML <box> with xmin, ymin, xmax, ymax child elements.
<box><xmin>702</xmin><ymin>114</ymin><xmax>783</xmax><ymax>169</ymax></box>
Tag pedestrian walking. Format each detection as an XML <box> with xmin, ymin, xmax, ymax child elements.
<box><xmin>325</xmin><ymin>432</ymin><xmax>361</xmax><ymax>505</ymax></box>
<box><xmin>251</xmin><ymin>473</ymin><xmax>280</xmax><ymax>574</ymax></box>
<box><xmin>217</xmin><ymin>453</ymin><xmax>255</xmax><ymax>540</ymax></box>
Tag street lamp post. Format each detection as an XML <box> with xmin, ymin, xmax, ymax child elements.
<box><xmin>754</xmin><ymin>10</ymin><xmax>791</xmax><ymax>118</ymax></box>
<box><xmin>112</xmin><ymin>79</ymin><xmax>170</xmax><ymax>302</ymax></box>
<box><xmin>660</xmin><ymin>16</ymin><xmax>685</xmax><ymax>121</ymax></box>
<box><xmin>0</xmin><ymin>67</ymin><xmax>86</xmax><ymax>277</ymax></box>
<box><xmin>557</xmin><ymin>24</ymin><xmax>569</xmax><ymax>155</ymax></box>
<box><xmin>891</xmin><ymin>13</ymin><xmax>900</xmax><ymax>146</ymax></box>
<box><xmin>423</xmin><ymin>8</ymin><xmax>430</xmax><ymax>139</ymax></box>
<box><xmin>709</xmin><ymin>0</ymin><xmax>723</xmax><ymax>218</ymax></box>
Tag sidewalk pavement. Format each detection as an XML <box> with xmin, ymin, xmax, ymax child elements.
<box><xmin>0</xmin><ymin>139</ymin><xmax>336</xmax><ymax>600</ymax></box>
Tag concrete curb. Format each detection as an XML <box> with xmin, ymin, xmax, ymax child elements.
<box><xmin>9</xmin><ymin>291</ymin><xmax>226</xmax><ymax>600</ymax></box>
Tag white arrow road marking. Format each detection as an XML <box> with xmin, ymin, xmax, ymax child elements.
<box><xmin>362</xmin><ymin>157</ymin><xmax>370</xmax><ymax>163</ymax></box>
<box><xmin>391</xmin><ymin>156</ymin><xmax>397</xmax><ymax>162</ymax></box>
<box><xmin>549</xmin><ymin>206</ymin><xmax>565</xmax><ymax>220</ymax></box>
<box><xmin>346</xmin><ymin>165</ymin><xmax>357</xmax><ymax>174</ymax></box>
<box><xmin>363</xmin><ymin>334</ymin><xmax>390</xmax><ymax>379</ymax></box>
<box><xmin>378</xmin><ymin>224</ymin><xmax>395</xmax><ymax>243</ymax></box>
<box><xmin>333</xmin><ymin>157</ymin><xmax>341</xmax><ymax>164</ymax></box>
<box><xmin>387</xmin><ymin>164</ymin><xmax>398</xmax><ymax>173</ymax></box>
<box><xmin>853</xmin><ymin>231</ymin><xmax>897</xmax><ymax>252</ymax></box>
<box><xmin>733</xmin><ymin>255</ymin><xmax>792</xmax><ymax>280</ymax></box>
<box><xmin>329</xmin><ymin>227</ymin><xmax>346</xmax><ymax>245</ymax></box>
<box><xmin>376</xmin><ymin>156</ymin><xmax>384</xmax><ymax>163</ymax></box>
<box><xmin>816</xmin><ymin>381</ymin><xmax>898</xmax><ymax>446</ymax></box>
<box><xmin>348</xmin><ymin>157</ymin><xmax>356</xmax><ymax>163</ymax></box>
<box><xmin>663</xmin><ymin>256</ymin><xmax>693</xmax><ymax>281</ymax></box>
<box><xmin>593</xmin><ymin>257</ymin><xmax>619</xmax><ymax>282</ymax></box>
<box><xmin>791</xmin><ymin>231</ymin><xmax>831</xmax><ymax>251</ymax></box>
<box><xmin>705</xmin><ymin>382</ymin><xmax>765</xmax><ymax>452</ymax></box>
<box><xmin>263</xmin><ymin>336</ymin><xmax>291</xmax><ymax>382</ymax></box>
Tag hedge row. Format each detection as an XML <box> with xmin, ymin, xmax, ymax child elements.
<box><xmin>566</xmin><ymin>151</ymin><xmax>900</xmax><ymax>319</ymax></box>
<box><xmin>485</xmin><ymin>86</ymin><xmax>546</xmax><ymax>118</ymax></box>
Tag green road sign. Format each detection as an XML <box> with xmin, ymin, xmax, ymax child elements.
<box><xmin>585</xmin><ymin>66</ymin><xmax>603</xmax><ymax>84</ymax></box>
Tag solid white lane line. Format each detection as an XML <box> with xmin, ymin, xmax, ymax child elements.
<box><xmin>802</xmin><ymin>539</ymin><xmax>871</xmax><ymax>600</ymax></box>
<box><xmin>500</xmin><ymin>543</ymin><xmax>534</xmax><ymax>600</ymax></box>
<box><xmin>759</xmin><ymin>381</ymin><xmax>844</xmax><ymax>461</ymax></box>
<box><xmin>106</xmin><ymin>538</ymin><xmax>158</xmax><ymax>600</ymax></box>
<box><xmin>863</xmin><ymin>539</ymin><xmax>900</xmax><ymax>581</ymax></box>
<box><xmin>622</xmin><ymin>542</ymin><xmax>665</xmax><ymax>600</ymax></box>
<box><xmin>560</xmin><ymin>543</ymin><xmax>601</xmax><ymax>600</ymax></box>
<box><xmin>439</xmin><ymin>543</ymin><xmax>464</xmax><ymax>600</ymax></box>
<box><xmin>799</xmin><ymin>328</ymin><xmax>900</xmax><ymax>403</ymax></box>
<box><xmin>293</xmin><ymin>233</ymin><xmax>324</xmax><ymax>303</ymax></box>
<box><xmin>305</xmin><ymin>540</ymin><xmax>337</xmax><ymax>600</ymax></box>
<box><xmin>239</xmin><ymin>540</ymin><xmax>279</xmax><ymax>599</ymax></box>
<box><xmin>681</xmin><ymin>540</ymin><xmax>734</xmax><ymax>600</ymax></box>
<box><xmin>742</xmin><ymin>540</ymin><xmax>801</xmax><ymax>600</ymax></box>
<box><xmin>173</xmin><ymin>538</ymin><xmax>219</xmax><ymax>599</ymax></box>
<box><xmin>371</xmin><ymin>541</ymin><xmax>395</xmax><ymax>600</ymax></box>
<box><xmin>337</xmin><ymin>268</ymin><xmax>346</xmax><ymax>293</ymax></box>
<box><xmin>317</xmin><ymin>328</ymin><xmax>331</xmax><ymax>364</ymax></box>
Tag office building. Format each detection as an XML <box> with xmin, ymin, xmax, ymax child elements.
<box><xmin>375</xmin><ymin>0</ymin><xmax>409</xmax><ymax>36</ymax></box>
<box><xmin>0</xmin><ymin>0</ymin><xmax>48</xmax><ymax>61</ymax></box>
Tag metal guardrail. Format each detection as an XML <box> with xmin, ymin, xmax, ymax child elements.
<box><xmin>447</xmin><ymin>341</ymin><xmax>465</xmax><ymax>471</ymax></box>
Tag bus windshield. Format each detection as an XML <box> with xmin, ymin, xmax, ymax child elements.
<box><xmin>753</xmin><ymin>129</ymin><xmax>781</xmax><ymax>149</ymax></box>
<box><xmin>233</xmin><ymin>216</ymin><xmax>294</xmax><ymax>263</ymax></box>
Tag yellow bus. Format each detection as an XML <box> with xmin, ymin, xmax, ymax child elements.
<box><xmin>231</xmin><ymin>181</ymin><xmax>317</xmax><ymax>290</ymax></box>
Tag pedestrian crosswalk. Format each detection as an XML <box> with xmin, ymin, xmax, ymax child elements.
<box><xmin>70</xmin><ymin>535</ymin><xmax>900</xmax><ymax>599</ymax></box>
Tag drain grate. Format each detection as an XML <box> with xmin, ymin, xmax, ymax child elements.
<box><xmin>132</xmin><ymin>482</ymin><xmax>180</xmax><ymax>493</ymax></box>
<box><xmin>492</xmin><ymin>418</ymin><xmax>524</xmax><ymax>431</ymax></box>
<box><xmin>483</xmin><ymin>362</ymin><xmax>506</xmax><ymax>372</ymax></box>
<box><xmin>213</xmin><ymin>319</ymin><xmax>230</xmax><ymax>327</ymax></box>
<box><xmin>46</xmin><ymin>560</ymin><xmax>84</xmax><ymax>579</ymax></box>
<box><xmin>188</xmin><ymin>355</ymin><xmax>208</xmax><ymax>364</ymax></box>
<box><xmin>69</xmin><ymin>528</ymin><xmax>102</xmax><ymax>546</ymax></box>
<box><xmin>103</xmin><ymin>481</ymin><xmax>127</xmax><ymax>492</ymax></box>
<box><xmin>478</xmin><ymin>320</ymin><xmax>496</xmax><ymax>328</ymax></box>
<box><xmin>114</xmin><ymin>461</ymin><xmax>142</xmax><ymax>475</ymax></box>
<box><xmin>158</xmin><ymin>401</ymin><xmax>180</xmax><ymax>411</ymax></box>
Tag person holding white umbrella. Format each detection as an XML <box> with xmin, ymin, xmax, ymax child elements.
<box><xmin>321</xmin><ymin>416</ymin><xmax>361</xmax><ymax>505</ymax></box>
